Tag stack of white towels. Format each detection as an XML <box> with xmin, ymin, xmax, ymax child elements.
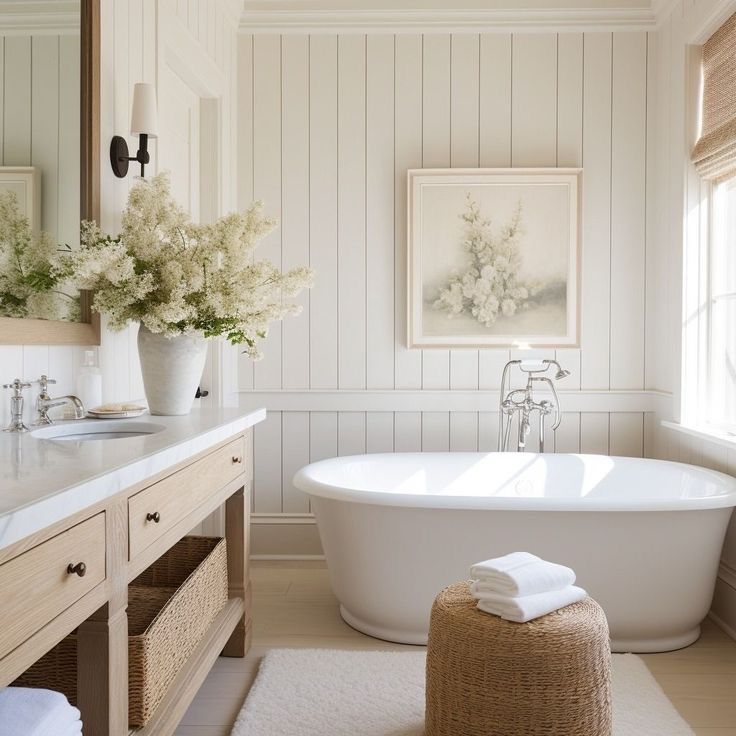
<box><xmin>0</xmin><ymin>687</ymin><xmax>83</xmax><ymax>736</ymax></box>
<box><xmin>470</xmin><ymin>551</ymin><xmax>587</xmax><ymax>623</ymax></box>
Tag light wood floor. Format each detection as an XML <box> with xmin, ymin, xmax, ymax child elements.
<box><xmin>175</xmin><ymin>561</ymin><xmax>736</xmax><ymax>736</ymax></box>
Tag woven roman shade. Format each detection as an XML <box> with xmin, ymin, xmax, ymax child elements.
<box><xmin>692</xmin><ymin>12</ymin><xmax>736</xmax><ymax>179</ymax></box>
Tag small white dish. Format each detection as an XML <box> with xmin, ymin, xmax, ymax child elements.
<box><xmin>87</xmin><ymin>407</ymin><xmax>147</xmax><ymax>419</ymax></box>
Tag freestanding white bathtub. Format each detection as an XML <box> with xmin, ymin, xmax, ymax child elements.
<box><xmin>294</xmin><ymin>452</ymin><xmax>736</xmax><ymax>653</ymax></box>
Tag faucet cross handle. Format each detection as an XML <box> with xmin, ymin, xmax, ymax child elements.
<box><xmin>3</xmin><ymin>378</ymin><xmax>32</xmax><ymax>394</ymax></box>
<box><xmin>37</xmin><ymin>375</ymin><xmax>57</xmax><ymax>394</ymax></box>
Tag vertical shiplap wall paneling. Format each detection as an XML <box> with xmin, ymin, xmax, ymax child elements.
<box><xmin>233</xmin><ymin>28</ymin><xmax>653</xmax><ymax>520</ymax></box>
<box><xmin>31</xmin><ymin>36</ymin><xmax>60</xmax><ymax>243</ymax></box>
<box><xmin>366</xmin><ymin>36</ymin><xmax>395</xmax><ymax>391</ymax></box>
<box><xmin>394</xmin><ymin>35</ymin><xmax>422</xmax><ymax>391</ymax></box>
<box><xmin>337</xmin><ymin>35</ymin><xmax>367</xmax><ymax>390</ymax></box>
<box><xmin>580</xmin><ymin>33</ymin><xmax>613</xmax><ymax>453</ymax></box>
<box><xmin>609</xmin><ymin>32</ymin><xmax>648</xmax><ymax>454</ymax></box>
<box><xmin>282</xmin><ymin>411</ymin><xmax>310</xmax><ymax>512</ymax></box>
<box><xmin>58</xmin><ymin>35</ymin><xmax>81</xmax><ymax>249</ymax></box>
<box><xmin>281</xmin><ymin>35</ymin><xmax>310</xmax><ymax>390</ymax></box>
<box><xmin>421</xmin><ymin>34</ymin><xmax>451</xmax><ymax>392</ymax></box>
<box><xmin>366</xmin><ymin>411</ymin><xmax>394</xmax><ymax>453</ymax></box>
<box><xmin>338</xmin><ymin>412</ymin><xmax>367</xmax><ymax>456</ymax></box>
<box><xmin>478</xmin><ymin>34</ymin><xmax>512</xmax><ymax>390</ymax></box>
<box><xmin>309</xmin><ymin>36</ymin><xmax>339</xmax><ymax>390</ymax></box>
<box><xmin>252</xmin><ymin>35</ymin><xmax>282</xmax><ymax>390</ymax></box>
<box><xmin>3</xmin><ymin>37</ymin><xmax>31</xmax><ymax>166</ymax></box>
<box><xmin>237</xmin><ymin>34</ymin><xmax>254</xmax><ymax>391</ymax></box>
<box><xmin>555</xmin><ymin>33</ymin><xmax>584</xmax><ymax>450</ymax></box>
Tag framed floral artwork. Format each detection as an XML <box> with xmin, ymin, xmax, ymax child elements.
<box><xmin>0</xmin><ymin>167</ymin><xmax>41</xmax><ymax>231</ymax></box>
<box><xmin>407</xmin><ymin>168</ymin><xmax>581</xmax><ymax>349</ymax></box>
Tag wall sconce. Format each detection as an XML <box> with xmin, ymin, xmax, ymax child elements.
<box><xmin>110</xmin><ymin>83</ymin><xmax>158</xmax><ymax>178</ymax></box>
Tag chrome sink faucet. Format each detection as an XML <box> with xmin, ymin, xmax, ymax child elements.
<box><xmin>498</xmin><ymin>359</ymin><xmax>570</xmax><ymax>453</ymax></box>
<box><xmin>35</xmin><ymin>375</ymin><xmax>85</xmax><ymax>425</ymax></box>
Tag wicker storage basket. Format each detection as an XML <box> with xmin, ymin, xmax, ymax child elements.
<box><xmin>425</xmin><ymin>581</ymin><xmax>612</xmax><ymax>736</ymax></box>
<box><xmin>14</xmin><ymin>536</ymin><xmax>228</xmax><ymax>728</ymax></box>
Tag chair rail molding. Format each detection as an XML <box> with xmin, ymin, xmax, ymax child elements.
<box><xmin>238</xmin><ymin>389</ymin><xmax>671</xmax><ymax>414</ymax></box>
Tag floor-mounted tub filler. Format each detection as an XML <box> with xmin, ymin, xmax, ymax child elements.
<box><xmin>294</xmin><ymin>452</ymin><xmax>736</xmax><ymax>652</ymax></box>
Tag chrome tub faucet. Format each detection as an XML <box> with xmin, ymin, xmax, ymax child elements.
<box><xmin>498</xmin><ymin>359</ymin><xmax>570</xmax><ymax>453</ymax></box>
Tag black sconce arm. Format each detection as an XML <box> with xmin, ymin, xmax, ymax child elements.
<box><xmin>110</xmin><ymin>134</ymin><xmax>151</xmax><ymax>178</ymax></box>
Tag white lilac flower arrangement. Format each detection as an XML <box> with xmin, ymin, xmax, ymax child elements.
<box><xmin>433</xmin><ymin>194</ymin><xmax>539</xmax><ymax>327</ymax></box>
<box><xmin>65</xmin><ymin>173</ymin><xmax>313</xmax><ymax>359</ymax></box>
<box><xmin>0</xmin><ymin>190</ymin><xmax>78</xmax><ymax>321</ymax></box>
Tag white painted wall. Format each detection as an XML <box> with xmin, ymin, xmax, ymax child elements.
<box><xmin>235</xmin><ymin>28</ymin><xmax>658</xmax><ymax>552</ymax></box>
<box><xmin>0</xmin><ymin>0</ymin><xmax>241</xmax><ymax>429</ymax></box>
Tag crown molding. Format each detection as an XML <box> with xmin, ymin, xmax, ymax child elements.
<box><xmin>239</xmin><ymin>1</ymin><xmax>659</xmax><ymax>32</ymax></box>
<box><xmin>0</xmin><ymin>1</ymin><xmax>80</xmax><ymax>35</ymax></box>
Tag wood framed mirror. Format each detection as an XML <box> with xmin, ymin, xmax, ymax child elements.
<box><xmin>0</xmin><ymin>0</ymin><xmax>100</xmax><ymax>345</ymax></box>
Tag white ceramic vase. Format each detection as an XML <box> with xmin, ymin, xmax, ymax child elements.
<box><xmin>137</xmin><ymin>324</ymin><xmax>208</xmax><ymax>416</ymax></box>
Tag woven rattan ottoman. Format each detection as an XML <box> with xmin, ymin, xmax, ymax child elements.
<box><xmin>425</xmin><ymin>582</ymin><xmax>612</xmax><ymax>736</ymax></box>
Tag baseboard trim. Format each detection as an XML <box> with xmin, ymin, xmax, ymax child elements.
<box><xmin>718</xmin><ymin>561</ymin><xmax>736</xmax><ymax>590</ymax></box>
<box><xmin>252</xmin><ymin>513</ymin><xmax>316</xmax><ymax>525</ymax></box>
<box><xmin>251</xmin><ymin>554</ymin><xmax>326</xmax><ymax>561</ymax></box>
<box><xmin>708</xmin><ymin>609</ymin><xmax>736</xmax><ymax>642</ymax></box>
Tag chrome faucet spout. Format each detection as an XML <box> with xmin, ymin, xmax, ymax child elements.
<box><xmin>34</xmin><ymin>375</ymin><xmax>86</xmax><ymax>424</ymax></box>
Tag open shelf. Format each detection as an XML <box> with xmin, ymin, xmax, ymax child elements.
<box><xmin>130</xmin><ymin>597</ymin><xmax>245</xmax><ymax>736</ymax></box>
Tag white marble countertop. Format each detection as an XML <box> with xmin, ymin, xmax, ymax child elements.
<box><xmin>0</xmin><ymin>407</ymin><xmax>266</xmax><ymax>552</ymax></box>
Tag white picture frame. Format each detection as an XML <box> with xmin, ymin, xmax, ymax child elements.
<box><xmin>0</xmin><ymin>166</ymin><xmax>41</xmax><ymax>232</ymax></box>
<box><xmin>408</xmin><ymin>168</ymin><xmax>581</xmax><ymax>349</ymax></box>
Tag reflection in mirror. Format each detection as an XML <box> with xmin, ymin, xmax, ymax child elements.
<box><xmin>0</xmin><ymin>3</ymin><xmax>82</xmax><ymax>322</ymax></box>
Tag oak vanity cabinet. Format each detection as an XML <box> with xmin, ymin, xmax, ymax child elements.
<box><xmin>0</xmin><ymin>429</ymin><xmax>253</xmax><ymax>736</ymax></box>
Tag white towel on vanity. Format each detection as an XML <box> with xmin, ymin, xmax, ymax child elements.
<box><xmin>475</xmin><ymin>585</ymin><xmax>588</xmax><ymax>623</ymax></box>
<box><xmin>469</xmin><ymin>551</ymin><xmax>575</xmax><ymax>596</ymax></box>
<box><xmin>0</xmin><ymin>687</ymin><xmax>82</xmax><ymax>736</ymax></box>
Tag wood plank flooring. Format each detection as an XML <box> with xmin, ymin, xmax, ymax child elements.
<box><xmin>176</xmin><ymin>561</ymin><xmax>736</xmax><ymax>735</ymax></box>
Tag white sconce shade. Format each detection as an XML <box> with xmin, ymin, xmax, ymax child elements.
<box><xmin>130</xmin><ymin>83</ymin><xmax>158</xmax><ymax>138</ymax></box>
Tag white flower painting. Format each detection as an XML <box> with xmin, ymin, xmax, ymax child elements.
<box><xmin>408</xmin><ymin>169</ymin><xmax>581</xmax><ymax>348</ymax></box>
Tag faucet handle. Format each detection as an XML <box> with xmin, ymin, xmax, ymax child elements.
<box><xmin>2</xmin><ymin>378</ymin><xmax>32</xmax><ymax>395</ymax></box>
<box><xmin>36</xmin><ymin>375</ymin><xmax>57</xmax><ymax>392</ymax></box>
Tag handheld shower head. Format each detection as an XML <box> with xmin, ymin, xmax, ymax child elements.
<box><xmin>542</xmin><ymin>359</ymin><xmax>570</xmax><ymax>381</ymax></box>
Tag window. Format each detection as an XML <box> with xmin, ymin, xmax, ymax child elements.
<box><xmin>686</xmin><ymin>12</ymin><xmax>736</xmax><ymax>433</ymax></box>
<box><xmin>708</xmin><ymin>175</ymin><xmax>736</xmax><ymax>429</ymax></box>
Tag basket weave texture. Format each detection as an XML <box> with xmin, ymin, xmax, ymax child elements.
<box><xmin>425</xmin><ymin>582</ymin><xmax>612</xmax><ymax>736</ymax></box>
<box><xmin>14</xmin><ymin>536</ymin><xmax>228</xmax><ymax>729</ymax></box>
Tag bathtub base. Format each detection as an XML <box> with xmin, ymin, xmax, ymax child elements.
<box><xmin>340</xmin><ymin>605</ymin><xmax>428</xmax><ymax>646</ymax></box>
<box><xmin>611</xmin><ymin>627</ymin><xmax>701</xmax><ymax>654</ymax></box>
<box><xmin>342</xmin><ymin>605</ymin><xmax>703</xmax><ymax>653</ymax></box>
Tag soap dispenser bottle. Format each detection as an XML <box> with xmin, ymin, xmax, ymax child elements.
<box><xmin>76</xmin><ymin>349</ymin><xmax>102</xmax><ymax>413</ymax></box>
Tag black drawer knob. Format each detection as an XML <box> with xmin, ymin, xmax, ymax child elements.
<box><xmin>146</xmin><ymin>511</ymin><xmax>161</xmax><ymax>523</ymax></box>
<box><xmin>232</xmin><ymin>456</ymin><xmax>243</xmax><ymax>464</ymax></box>
<box><xmin>67</xmin><ymin>562</ymin><xmax>87</xmax><ymax>578</ymax></box>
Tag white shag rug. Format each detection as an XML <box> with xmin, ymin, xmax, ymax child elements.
<box><xmin>231</xmin><ymin>649</ymin><xmax>694</xmax><ymax>736</ymax></box>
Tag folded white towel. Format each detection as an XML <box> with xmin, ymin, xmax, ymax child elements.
<box><xmin>475</xmin><ymin>585</ymin><xmax>587</xmax><ymax>623</ymax></box>
<box><xmin>469</xmin><ymin>552</ymin><xmax>575</xmax><ymax>597</ymax></box>
<box><xmin>0</xmin><ymin>687</ymin><xmax>82</xmax><ymax>736</ymax></box>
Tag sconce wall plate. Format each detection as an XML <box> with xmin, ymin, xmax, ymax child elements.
<box><xmin>110</xmin><ymin>136</ymin><xmax>130</xmax><ymax>178</ymax></box>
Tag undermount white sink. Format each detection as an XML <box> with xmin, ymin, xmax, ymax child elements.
<box><xmin>31</xmin><ymin>420</ymin><xmax>166</xmax><ymax>442</ymax></box>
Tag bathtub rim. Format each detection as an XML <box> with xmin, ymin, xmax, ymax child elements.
<box><xmin>293</xmin><ymin>452</ymin><xmax>736</xmax><ymax>512</ymax></box>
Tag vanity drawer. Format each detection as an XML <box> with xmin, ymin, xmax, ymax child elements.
<box><xmin>0</xmin><ymin>513</ymin><xmax>106</xmax><ymax>660</ymax></box>
<box><xmin>128</xmin><ymin>437</ymin><xmax>246</xmax><ymax>560</ymax></box>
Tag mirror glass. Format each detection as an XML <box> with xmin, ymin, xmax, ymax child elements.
<box><xmin>0</xmin><ymin>2</ymin><xmax>82</xmax><ymax>322</ymax></box>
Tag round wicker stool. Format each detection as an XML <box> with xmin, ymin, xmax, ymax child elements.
<box><xmin>425</xmin><ymin>582</ymin><xmax>612</xmax><ymax>736</ymax></box>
